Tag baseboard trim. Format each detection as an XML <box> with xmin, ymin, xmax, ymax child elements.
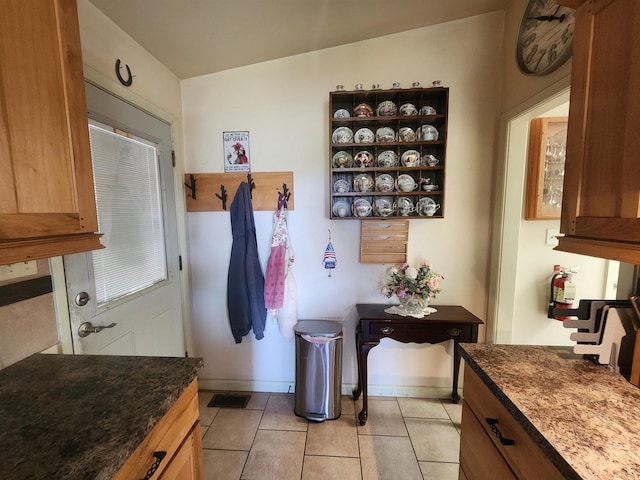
<box><xmin>196</xmin><ymin>378</ymin><xmax>460</xmax><ymax>399</ymax></box>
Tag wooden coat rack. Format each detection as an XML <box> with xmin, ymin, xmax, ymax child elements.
<box><xmin>184</xmin><ymin>172</ymin><xmax>294</xmax><ymax>212</ymax></box>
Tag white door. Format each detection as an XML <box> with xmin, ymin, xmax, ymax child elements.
<box><xmin>63</xmin><ymin>82</ymin><xmax>184</xmax><ymax>356</ymax></box>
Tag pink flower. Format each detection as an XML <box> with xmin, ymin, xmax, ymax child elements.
<box><xmin>398</xmin><ymin>263</ymin><xmax>409</xmax><ymax>271</ymax></box>
<box><xmin>397</xmin><ymin>288</ymin><xmax>407</xmax><ymax>299</ymax></box>
<box><xmin>428</xmin><ymin>277</ymin><xmax>439</xmax><ymax>291</ymax></box>
<box><xmin>421</xmin><ymin>260</ymin><xmax>432</xmax><ymax>267</ymax></box>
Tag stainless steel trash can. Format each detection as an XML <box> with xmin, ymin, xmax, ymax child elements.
<box><xmin>294</xmin><ymin>320</ymin><xmax>343</xmax><ymax>421</ymax></box>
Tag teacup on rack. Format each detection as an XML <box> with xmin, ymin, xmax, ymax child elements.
<box><xmin>396</xmin><ymin>174</ymin><xmax>418</xmax><ymax>192</ymax></box>
<box><xmin>400</xmin><ymin>150</ymin><xmax>420</xmax><ymax>167</ymax></box>
<box><xmin>422</xmin><ymin>183</ymin><xmax>439</xmax><ymax>191</ymax></box>
<box><xmin>353</xmin><ymin>173</ymin><xmax>374</xmax><ymax>192</ymax></box>
<box><xmin>375</xmin><ymin>174</ymin><xmax>395</xmax><ymax>192</ymax></box>
<box><xmin>418</xmin><ymin>125</ymin><xmax>439</xmax><ymax>141</ymax></box>
<box><xmin>397</xmin><ymin>126</ymin><xmax>416</xmax><ymax>142</ymax></box>
<box><xmin>352</xmin><ymin>198</ymin><xmax>372</xmax><ymax>217</ymax></box>
<box><xmin>422</xmin><ymin>154</ymin><xmax>440</xmax><ymax>167</ymax></box>
<box><xmin>374</xmin><ymin>197</ymin><xmax>394</xmax><ymax>217</ymax></box>
<box><xmin>417</xmin><ymin>198</ymin><xmax>441</xmax><ymax>216</ymax></box>
<box><xmin>395</xmin><ymin>197</ymin><xmax>415</xmax><ymax>216</ymax></box>
<box><xmin>333</xmin><ymin>179</ymin><xmax>350</xmax><ymax>193</ymax></box>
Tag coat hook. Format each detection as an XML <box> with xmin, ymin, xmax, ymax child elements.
<box><xmin>115</xmin><ymin>59</ymin><xmax>133</xmax><ymax>87</ymax></box>
<box><xmin>215</xmin><ymin>184</ymin><xmax>228</xmax><ymax>211</ymax></box>
<box><xmin>247</xmin><ymin>173</ymin><xmax>255</xmax><ymax>199</ymax></box>
<box><xmin>184</xmin><ymin>174</ymin><xmax>196</xmax><ymax>200</ymax></box>
<box><xmin>278</xmin><ymin>183</ymin><xmax>291</xmax><ymax>209</ymax></box>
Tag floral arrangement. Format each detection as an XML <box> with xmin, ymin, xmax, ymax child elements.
<box><xmin>381</xmin><ymin>260</ymin><xmax>443</xmax><ymax>302</ymax></box>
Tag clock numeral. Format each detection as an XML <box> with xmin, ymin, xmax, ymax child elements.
<box><xmin>523</xmin><ymin>32</ymin><xmax>536</xmax><ymax>49</ymax></box>
<box><xmin>561</xmin><ymin>27</ymin><xmax>572</xmax><ymax>44</ymax></box>
<box><xmin>525</xmin><ymin>45</ymin><xmax>539</xmax><ymax>65</ymax></box>
<box><xmin>548</xmin><ymin>43</ymin><xmax>558</xmax><ymax>64</ymax></box>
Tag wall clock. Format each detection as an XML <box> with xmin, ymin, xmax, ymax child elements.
<box><xmin>516</xmin><ymin>0</ymin><xmax>576</xmax><ymax>75</ymax></box>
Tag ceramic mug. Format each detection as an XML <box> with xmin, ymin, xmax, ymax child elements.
<box><xmin>420</xmin><ymin>106</ymin><xmax>436</xmax><ymax>115</ymax></box>
<box><xmin>422</xmin><ymin>184</ymin><xmax>439</xmax><ymax>191</ymax></box>
<box><xmin>336</xmin><ymin>206</ymin><xmax>348</xmax><ymax>217</ymax></box>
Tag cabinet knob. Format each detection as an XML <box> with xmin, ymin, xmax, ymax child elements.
<box><xmin>485</xmin><ymin>418</ymin><xmax>515</xmax><ymax>446</ymax></box>
<box><xmin>380</xmin><ymin>326</ymin><xmax>394</xmax><ymax>335</ymax></box>
<box><xmin>447</xmin><ymin>328</ymin><xmax>462</xmax><ymax>336</ymax></box>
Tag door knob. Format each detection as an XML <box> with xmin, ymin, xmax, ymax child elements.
<box><xmin>75</xmin><ymin>291</ymin><xmax>90</xmax><ymax>306</ymax></box>
<box><xmin>78</xmin><ymin>322</ymin><xmax>117</xmax><ymax>337</ymax></box>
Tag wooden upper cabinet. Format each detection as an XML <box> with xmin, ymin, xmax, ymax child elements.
<box><xmin>556</xmin><ymin>0</ymin><xmax>640</xmax><ymax>263</ymax></box>
<box><xmin>0</xmin><ymin>0</ymin><xmax>102</xmax><ymax>265</ymax></box>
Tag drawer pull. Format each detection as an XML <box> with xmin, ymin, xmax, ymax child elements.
<box><xmin>447</xmin><ymin>328</ymin><xmax>462</xmax><ymax>336</ymax></box>
<box><xmin>139</xmin><ymin>451</ymin><xmax>167</xmax><ymax>480</ymax></box>
<box><xmin>485</xmin><ymin>418</ymin><xmax>515</xmax><ymax>446</ymax></box>
<box><xmin>380</xmin><ymin>326</ymin><xmax>394</xmax><ymax>335</ymax></box>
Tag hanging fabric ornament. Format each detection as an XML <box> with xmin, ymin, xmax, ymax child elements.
<box><xmin>322</xmin><ymin>230</ymin><xmax>337</xmax><ymax>277</ymax></box>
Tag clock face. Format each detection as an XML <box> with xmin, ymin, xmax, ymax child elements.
<box><xmin>516</xmin><ymin>0</ymin><xmax>576</xmax><ymax>75</ymax></box>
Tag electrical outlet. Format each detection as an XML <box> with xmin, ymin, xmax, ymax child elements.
<box><xmin>545</xmin><ymin>228</ymin><xmax>559</xmax><ymax>246</ymax></box>
<box><xmin>0</xmin><ymin>261</ymin><xmax>37</xmax><ymax>281</ymax></box>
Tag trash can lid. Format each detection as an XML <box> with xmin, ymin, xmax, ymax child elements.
<box><xmin>294</xmin><ymin>320</ymin><xmax>342</xmax><ymax>337</ymax></box>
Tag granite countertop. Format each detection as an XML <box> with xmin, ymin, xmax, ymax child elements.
<box><xmin>0</xmin><ymin>353</ymin><xmax>203</xmax><ymax>480</ymax></box>
<box><xmin>459</xmin><ymin>344</ymin><xmax>640</xmax><ymax>480</ymax></box>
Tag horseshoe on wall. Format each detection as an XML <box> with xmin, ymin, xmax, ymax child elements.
<box><xmin>115</xmin><ymin>59</ymin><xmax>133</xmax><ymax>86</ymax></box>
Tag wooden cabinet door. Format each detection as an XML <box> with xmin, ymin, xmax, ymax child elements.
<box><xmin>557</xmin><ymin>0</ymin><xmax>640</xmax><ymax>263</ymax></box>
<box><xmin>159</xmin><ymin>423</ymin><xmax>204</xmax><ymax>480</ymax></box>
<box><xmin>0</xmin><ymin>0</ymin><xmax>101</xmax><ymax>264</ymax></box>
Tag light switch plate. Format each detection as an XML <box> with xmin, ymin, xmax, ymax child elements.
<box><xmin>546</xmin><ymin>228</ymin><xmax>559</xmax><ymax>246</ymax></box>
<box><xmin>0</xmin><ymin>261</ymin><xmax>38</xmax><ymax>281</ymax></box>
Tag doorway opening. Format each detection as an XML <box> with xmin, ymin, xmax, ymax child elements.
<box><xmin>490</xmin><ymin>88</ymin><xmax>620</xmax><ymax>346</ymax></box>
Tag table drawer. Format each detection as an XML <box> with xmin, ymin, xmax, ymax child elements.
<box><xmin>367</xmin><ymin>321</ymin><xmax>472</xmax><ymax>341</ymax></box>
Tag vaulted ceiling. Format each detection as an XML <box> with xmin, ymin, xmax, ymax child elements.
<box><xmin>88</xmin><ymin>0</ymin><xmax>508</xmax><ymax>79</ymax></box>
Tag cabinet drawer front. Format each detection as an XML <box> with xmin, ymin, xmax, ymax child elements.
<box><xmin>463</xmin><ymin>366</ymin><xmax>564</xmax><ymax>480</ymax></box>
<box><xmin>113</xmin><ymin>380</ymin><xmax>199</xmax><ymax>480</ymax></box>
<box><xmin>367</xmin><ymin>321</ymin><xmax>472</xmax><ymax>341</ymax></box>
<box><xmin>460</xmin><ymin>402</ymin><xmax>517</xmax><ymax>480</ymax></box>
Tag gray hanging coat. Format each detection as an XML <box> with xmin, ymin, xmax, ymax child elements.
<box><xmin>227</xmin><ymin>181</ymin><xmax>266</xmax><ymax>343</ymax></box>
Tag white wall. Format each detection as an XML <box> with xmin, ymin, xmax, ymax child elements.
<box><xmin>182</xmin><ymin>13</ymin><xmax>505</xmax><ymax>395</ymax></box>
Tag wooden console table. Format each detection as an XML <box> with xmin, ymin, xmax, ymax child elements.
<box><xmin>352</xmin><ymin>303</ymin><xmax>483</xmax><ymax>426</ymax></box>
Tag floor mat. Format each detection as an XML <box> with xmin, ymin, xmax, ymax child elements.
<box><xmin>207</xmin><ymin>393</ymin><xmax>251</xmax><ymax>408</ymax></box>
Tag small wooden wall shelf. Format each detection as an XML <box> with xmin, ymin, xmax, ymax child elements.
<box><xmin>360</xmin><ymin>219</ymin><xmax>409</xmax><ymax>264</ymax></box>
<box><xmin>184</xmin><ymin>172</ymin><xmax>294</xmax><ymax>212</ymax></box>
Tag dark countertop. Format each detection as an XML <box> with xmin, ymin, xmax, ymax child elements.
<box><xmin>0</xmin><ymin>353</ymin><xmax>203</xmax><ymax>480</ymax></box>
<box><xmin>459</xmin><ymin>344</ymin><xmax>640</xmax><ymax>480</ymax></box>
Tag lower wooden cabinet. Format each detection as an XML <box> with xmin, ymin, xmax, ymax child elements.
<box><xmin>159</xmin><ymin>423</ymin><xmax>203</xmax><ymax>480</ymax></box>
<box><xmin>113</xmin><ymin>380</ymin><xmax>203</xmax><ymax>480</ymax></box>
<box><xmin>459</xmin><ymin>365</ymin><xmax>563</xmax><ymax>480</ymax></box>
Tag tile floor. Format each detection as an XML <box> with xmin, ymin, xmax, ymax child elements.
<box><xmin>198</xmin><ymin>391</ymin><xmax>462</xmax><ymax>480</ymax></box>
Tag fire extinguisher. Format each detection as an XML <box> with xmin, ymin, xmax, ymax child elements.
<box><xmin>547</xmin><ymin>265</ymin><xmax>578</xmax><ymax>320</ymax></box>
